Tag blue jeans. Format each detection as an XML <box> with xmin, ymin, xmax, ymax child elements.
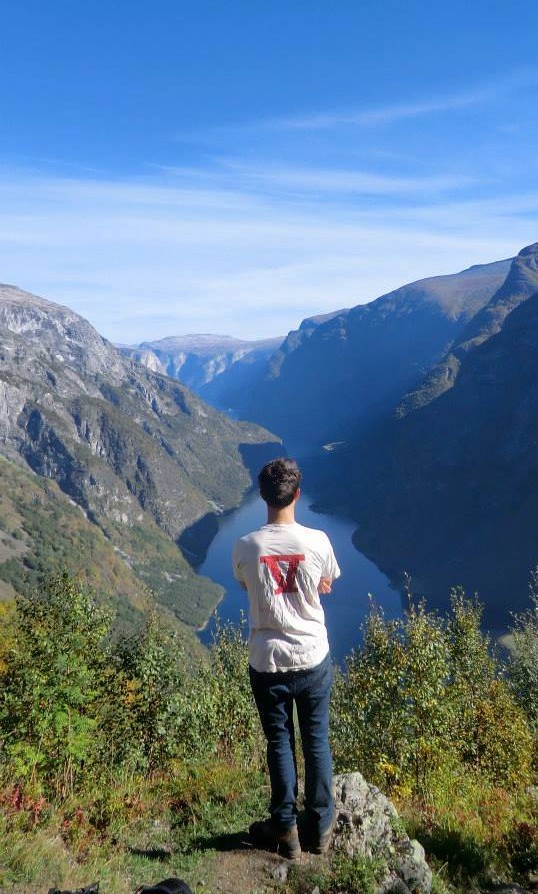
<box><xmin>249</xmin><ymin>652</ymin><xmax>334</xmax><ymax>832</ymax></box>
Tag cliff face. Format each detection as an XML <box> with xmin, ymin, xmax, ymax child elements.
<box><xmin>0</xmin><ymin>285</ymin><xmax>279</xmax><ymax>627</ymax></box>
<box><xmin>120</xmin><ymin>333</ymin><xmax>283</xmax><ymax>416</ymax></box>
<box><xmin>243</xmin><ymin>260</ymin><xmax>512</xmax><ymax>452</ymax></box>
<box><xmin>397</xmin><ymin>244</ymin><xmax>538</xmax><ymax>415</ymax></box>
<box><xmin>342</xmin><ymin>244</ymin><xmax>538</xmax><ymax>625</ymax></box>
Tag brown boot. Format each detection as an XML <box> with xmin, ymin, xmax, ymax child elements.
<box><xmin>311</xmin><ymin>812</ymin><xmax>336</xmax><ymax>855</ymax></box>
<box><xmin>249</xmin><ymin>819</ymin><xmax>301</xmax><ymax>860</ymax></box>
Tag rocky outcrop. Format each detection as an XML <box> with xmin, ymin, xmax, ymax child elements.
<box><xmin>333</xmin><ymin>772</ymin><xmax>432</xmax><ymax>894</ymax></box>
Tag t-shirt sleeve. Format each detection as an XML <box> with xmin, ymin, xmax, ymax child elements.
<box><xmin>321</xmin><ymin>535</ymin><xmax>341</xmax><ymax>580</ymax></box>
<box><xmin>232</xmin><ymin>539</ymin><xmax>245</xmax><ymax>583</ymax></box>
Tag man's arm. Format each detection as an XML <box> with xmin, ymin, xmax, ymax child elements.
<box><xmin>318</xmin><ymin>535</ymin><xmax>340</xmax><ymax>594</ymax></box>
<box><xmin>318</xmin><ymin>577</ymin><xmax>333</xmax><ymax>594</ymax></box>
<box><xmin>232</xmin><ymin>540</ymin><xmax>248</xmax><ymax>591</ymax></box>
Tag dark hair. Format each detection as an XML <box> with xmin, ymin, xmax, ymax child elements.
<box><xmin>258</xmin><ymin>457</ymin><xmax>302</xmax><ymax>508</ymax></box>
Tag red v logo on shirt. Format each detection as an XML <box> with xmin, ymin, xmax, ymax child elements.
<box><xmin>259</xmin><ymin>554</ymin><xmax>305</xmax><ymax>595</ymax></box>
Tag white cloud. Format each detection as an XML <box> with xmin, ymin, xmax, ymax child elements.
<box><xmin>258</xmin><ymin>67</ymin><xmax>538</xmax><ymax>131</ymax></box>
<box><xmin>0</xmin><ymin>165</ymin><xmax>535</xmax><ymax>344</ymax></box>
<box><xmin>218</xmin><ymin>162</ymin><xmax>479</xmax><ymax>195</ymax></box>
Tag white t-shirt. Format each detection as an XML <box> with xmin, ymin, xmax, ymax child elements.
<box><xmin>232</xmin><ymin>521</ymin><xmax>340</xmax><ymax>673</ymax></box>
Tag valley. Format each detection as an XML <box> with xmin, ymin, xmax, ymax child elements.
<box><xmin>124</xmin><ymin>243</ymin><xmax>538</xmax><ymax>633</ymax></box>
<box><xmin>2</xmin><ymin>243</ymin><xmax>537</xmax><ymax>642</ymax></box>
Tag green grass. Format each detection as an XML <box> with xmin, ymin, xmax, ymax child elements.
<box><xmin>0</xmin><ymin>763</ymin><xmax>268</xmax><ymax>894</ymax></box>
<box><xmin>399</xmin><ymin>769</ymin><xmax>538</xmax><ymax>891</ymax></box>
<box><xmin>1</xmin><ymin>763</ymin><xmax>535</xmax><ymax>894</ymax></box>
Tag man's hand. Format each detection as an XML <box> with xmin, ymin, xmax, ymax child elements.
<box><xmin>318</xmin><ymin>577</ymin><xmax>332</xmax><ymax>594</ymax></box>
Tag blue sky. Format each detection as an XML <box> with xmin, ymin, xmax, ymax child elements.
<box><xmin>0</xmin><ymin>0</ymin><xmax>537</xmax><ymax>342</ymax></box>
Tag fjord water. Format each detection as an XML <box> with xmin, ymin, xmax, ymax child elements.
<box><xmin>197</xmin><ymin>489</ymin><xmax>401</xmax><ymax>663</ymax></box>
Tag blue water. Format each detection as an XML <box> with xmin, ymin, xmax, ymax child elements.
<box><xmin>197</xmin><ymin>489</ymin><xmax>402</xmax><ymax>663</ymax></box>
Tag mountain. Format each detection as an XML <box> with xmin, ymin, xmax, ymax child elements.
<box><xmin>120</xmin><ymin>334</ymin><xmax>283</xmax><ymax>416</ymax></box>
<box><xmin>243</xmin><ymin>260</ymin><xmax>512</xmax><ymax>453</ymax></box>
<box><xmin>0</xmin><ymin>454</ymin><xmax>152</xmax><ymax>630</ymax></box>
<box><xmin>0</xmin><ymin>285</ymin><xmax>279</xmax><ymax>629</ymax></box>
<box><xmin>338</xmin><ymin>243</ymin><xmax>538</xmax><ymax>626</ymax></box>
<box><xmin>398</xmin><ymin>243</ymin><xmax>538</xmax><ymax>415</ymax></box>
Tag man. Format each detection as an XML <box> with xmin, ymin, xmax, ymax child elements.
<box><xmin>232</xmin><ymin>457</ymin><xmax>340</xmax><ymax>860</ymax></box>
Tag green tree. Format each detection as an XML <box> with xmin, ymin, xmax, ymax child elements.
<box><xmin>0</xmin><ymin>573</ymin><xmax>111</xmax><ymax>796</ymax></box>
<box><xmin>331</xmin><ymin>594</ymin><xmax>533</xmax><ymax>796</ymax></box>
<box><xmin>508</xmin><ymin>569</ymin><xmax>538</xmax><ymax>737</ymax></box>
<box><xmin>109</xmin><ymin>611</ymin><xmax>186</xmax><ymax>772</ymax></box>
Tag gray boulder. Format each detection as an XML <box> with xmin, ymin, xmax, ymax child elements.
<box><xmin>333</xmin><ymin>772</ymin><xmax>432</xmax><ymax>894</ymax></box>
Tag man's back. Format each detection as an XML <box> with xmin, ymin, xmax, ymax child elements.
<box><xmin>233</xmin><ymin>520</ymin><xmax>339</xmax><ymax>672</ymax></box>
<box><xmin>235</xmin><ymin>458</ymin><xmax>338</xmax><ymax>858</ymax></box>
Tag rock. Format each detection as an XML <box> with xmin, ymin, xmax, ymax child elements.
<box><xmin>333</xmin><ymin>772</ymin><xmax>432</xmax><ymax>894</ymax></box>
<box><xmin>489</xmin><ymin>886</ymin><xmax>532</xmax><ymax>894</ymax></box>
<box><xmin>271</xmin><ymin>863</ymin><xmax>288</xmax><ymax>882</ymax></box>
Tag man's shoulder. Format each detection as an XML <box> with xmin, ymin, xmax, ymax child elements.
<box><xmin>233</xmin><ymin>528</ymin><xmax>264</xmax><ymax>553</ymax></box>
<box><xmin>234</xmin><ymin>523</ymin><xmax>333</xmax><ymax>551</ymax></box>
<box><xmin>294</xmin><ymin>523</ymin><xmax>332</xmax><ymax>544</ymax></box>
<box><xmin>235</xmin><ymin>527</ymin><xmax>264</xmax><ymax>544</ymax></box>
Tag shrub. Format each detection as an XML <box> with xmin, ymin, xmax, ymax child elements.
<box><xmin>0</xmin><ymin>573</ymin><xmax>111</xmax><ymax>796</ymax></box>
<box><xmin>332</xmin><ymin>593</ymin><xmax>533</xmax><ymax>796</ymax></box>
<box><xmin>508</xmin><ymin>569</ymin><xmax>538</xmax><ymax>738</ymax></box>
<box><xmin>332</xmin><ymin>602</ymin><xmax>455</xmax><ymax>793</ymax></box>
<box><xmin>104</xmin><ymin>610</ymin><xmax>187</xmax><ymax>773</ymax></box>
<box><xmin>176</xmin><ymin>617</ymin><xmax>263</xmax><ymax>765</ymax></box>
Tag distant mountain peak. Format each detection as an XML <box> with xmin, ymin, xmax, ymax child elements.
<box><xmin>138</xmin><ymin>333</ymin><xmax>283</xmax><ymax>354</ymax></box>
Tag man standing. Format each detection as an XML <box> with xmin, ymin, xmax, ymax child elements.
<box><xmin>232</xmin><ymin>458</ymin><xmax>340</xmax><ymax>860</ymax></box>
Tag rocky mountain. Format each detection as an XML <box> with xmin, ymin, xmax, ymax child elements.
<box><xmin>243</xmin><ymin>259</ymin><xmax>512</xmax><ymax>453</ymax></box>
<box><xmin>335</xmin><ymin>243</ymin><xmax>538</xmax><ymax>626</ymax></box>
<box><xmin>120</xmin><ymin>333</ymin><xmax>283</xmax><ymax>415</ymax></box>
<box><xmin>398</xmin><ymin>242</ymin><xmax>538</xmax><ymax>415</ymax></box>
<box><xmin>0</xmin><ymin>285</ymin><xmax>279</xmax><ymax>629</ymax></box>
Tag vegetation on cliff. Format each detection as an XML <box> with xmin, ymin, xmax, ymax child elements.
<box><xmin>0</xmin><ymin>285</ymin><xmax>279</xmax><ymax>631</ymax></box>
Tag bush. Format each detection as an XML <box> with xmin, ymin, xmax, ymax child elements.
<box><xmin>0</xmin><ymin>574</ymin><xmax>111</xmax><ymax>796</ymax></box>
<box><xmin>104</xmin><ymin>611</ymin><xmax>188</xmax><ymax>773</ymax></box>
<box><xmin>508</xmin><ymin>569</ymin><xmax>538</xmax><ymax>738</ymax></box>
<box><xmin>331</xmin><ymin>593</ymin><xmax>533</xmax><ymax>796</ymax></box>
<box><xmin>331</xmin><ymin>602</ymin><xmax>455</xmax><ymax>793</ymax></box>
<box><xmin>175</xmin><ymin>617</ymin><xmax>263</xmax><ymax>765</ymax></box>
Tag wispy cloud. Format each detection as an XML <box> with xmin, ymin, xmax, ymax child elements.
<box><xmin>272</xmin><ymin>93</ymin><xmax>491</xmax><ymax>130</ymax></box>
<box><xmin>241</xmin><ymin>67</ymin><xmax>538</xmax><ymax>132</ymax></box>
<box><xmin>219</xmin><ymin>162</ymin><xmax>480</xmax><ymax>196</ymax></box>
<box><xmin>0</xmin><ymin>164</ymin><xmax>535</xmax><ymax>344</ymax></box>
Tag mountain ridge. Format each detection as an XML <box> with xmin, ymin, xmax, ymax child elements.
<box><xmin>334</xmin><ymin>243</ymin><xmax>538</xmax><ymax>625</ymax></box>
<box><xmin>119</xmin><ymin>332</ymin><xmax>284</xmax><ymax>414</ymax></box>
<box><xmin>243</xmin><ymin>257</ymin><xmax>512</xmax><ymax>451</ymax></box>
<box><xmin>0</xmin><ymin>284</ymin><xmax>279</xmax><ymax>628</ymax></box>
